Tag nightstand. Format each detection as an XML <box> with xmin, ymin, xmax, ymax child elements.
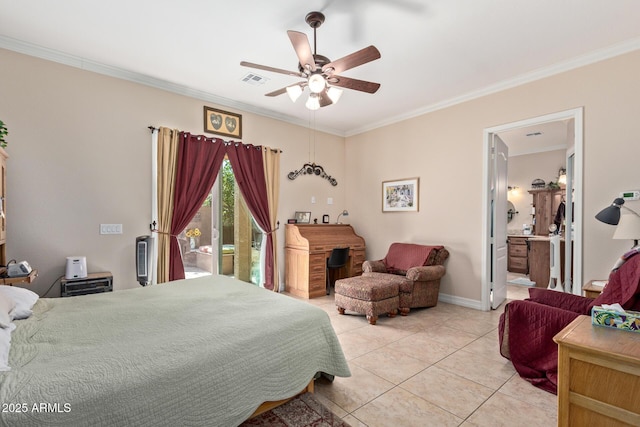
<box><xmin>583</xmin><ymin>279</ymin><xmax>606</xmax><ymax>299</ymax></box>
<box><xmin>60</xmin><ymin>272</ymin><xmax>113</xmax><ymax>297</ymax></box>
<box><xmin>0</xmin><ymin>268</ymin><xmax>38</xmax><ymax>286</ymax></box>
<box><xmin>554</xmin><ymin>315</ymin><xmax>640</xmax><ymax>426</ymax></box>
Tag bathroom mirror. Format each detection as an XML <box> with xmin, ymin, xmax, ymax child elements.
<box><xmin>507</xmin><ymin>201</ymin><xmax>517</xmax><ymax>223</ymax></box>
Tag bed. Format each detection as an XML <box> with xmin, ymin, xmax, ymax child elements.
<box><xmin>0</xmin><ymin>275</ymin><xmax>350</xmax><ymax>426</ymax></box>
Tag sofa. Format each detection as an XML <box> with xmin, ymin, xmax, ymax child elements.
<box><xmin>362</xmin><ymin>242</ymin><xmax>449</xmax><ymax>315</ymax></box>
<box><xmin>498</xmin><ymin>249</ymin><xmax>640</xmax><ymax>394</ymax></box>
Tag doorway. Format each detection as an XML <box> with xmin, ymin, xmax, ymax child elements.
<box><xmin>481</xmin><ymin>108</ymin><xmax>584</xmax><ymax>311</ymax></box>
<box><xmin>181</xmin><ymin>158</ymin><xmax>263</xmax><ymax>284</ymax></box>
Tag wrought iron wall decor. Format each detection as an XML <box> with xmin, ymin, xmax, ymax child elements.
<box><xmin>288</xmin><ymin>162</ymin><xmax>337</xmax><ymax>186</ymax></box>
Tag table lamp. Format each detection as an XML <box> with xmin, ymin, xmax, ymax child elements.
<box><xmin>613</xmin><ymin>214</ymin><xmax>640</xmax><ymax>247</ymax></box>
<box><xmin>596</xmin><ymin>197</ymin><xmax>640</xmax><ymax>247</ymax></box>
<box><xmin>336</xmin><ymin>210</ymin><xmax>349</xmax><ymax>224</ymax></box>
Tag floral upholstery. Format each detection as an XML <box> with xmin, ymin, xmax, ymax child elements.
<box><xmin>363</xmin><ymin>243</ymin><xmax>449</xmax><ymax>315</ymax></box>
<box><xmin>334</xmin><ymin>276</ymin><xmax>399</xmax><ymax>325</ymax></box>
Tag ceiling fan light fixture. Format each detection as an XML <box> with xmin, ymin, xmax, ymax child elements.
<box><xmin>308</xmin><ymin>73</ymin><xmax>326</xmax><ymax>94</ymax></box>
<box><xmin>326</xmin><ymin>86</ymin><xmax>343</xmax><ymax>103</ymax></box>
<box><xmin>305</xmin><ymin>93</ymin><xmax>321</xmax><ymax>110</ymax></box>
<box><xmin>286</xmin><ymin>85</ymin><xmax>303</xmax><ymax>102</ymax></box>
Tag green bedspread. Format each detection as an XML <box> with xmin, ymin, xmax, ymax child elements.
<box><xmin>0</xmin><ymin>275</ymin><xmax>350</xmax><ymax>426</ymax></box>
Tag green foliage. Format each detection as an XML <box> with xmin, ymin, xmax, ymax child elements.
<box><xmin>221</xmin><ymin>160</ymin><xmax>235</xmax><ymax>226</ymax></box>
<box><xmin>0</xmin><ymin>120</ymin><xmax>7</xmax><ymax>149</ymax></box>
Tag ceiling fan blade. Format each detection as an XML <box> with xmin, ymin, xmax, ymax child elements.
<box><xmin>318</xmin><ymin>90</ymin><xmax>334</xmax><ymax>107</ymax></box>
<box><xmin>330</xmin><ymin>75</ymin><xmax>380</xmax><ymax>94</ymax></box>
<box><xmin>322</xmin><ymin>45</ymin><xmax>381</xmax><ymax>75</ymax></box>
<box><xmin>264</xmin><ymin>82</ymin><xmax>306</xmax><ymax>97</ymax></box>
<box><xmin>264</xmin><ymin>87</ymin><xmax>288</xmax><ymax>97</ymax></box>
<box><xmin>240</xmin><ymin>61</ymin><xmax>303</xmax><ymax>77</ymax></box>
<box><xmin>287</xmin><ymin>30</ymin><xmax>316</xmax><ymax>72</ymax></box>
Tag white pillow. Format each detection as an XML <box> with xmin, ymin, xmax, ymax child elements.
<box><xmin>0</xmin><ymin>322</ymin><xmax>16</xmax><ymax>371</ymax></box>
<box><xmin>0</xmin><ymin>293</ymin><xmax>16</xmax><ymax>328</ymax></box>
<box><xmin>0</xmin><ymin>286</ymin><xmax>39</xmax><ymax>320</ymax></box>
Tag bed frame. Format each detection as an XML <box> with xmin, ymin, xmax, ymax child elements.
<box><xmin>249</xmin><ymin>380</ymin><xmax>314</xmax><ymax>418</ymax></box>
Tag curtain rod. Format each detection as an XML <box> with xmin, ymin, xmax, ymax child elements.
<box><xmin>147</xmin><ymin>126</ymin><xmax>282</xmax><ymax>153</ymax></box>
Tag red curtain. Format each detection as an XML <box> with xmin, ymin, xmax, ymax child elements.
<box><xmin>226</xmin><ymin>143</ymin><xmax>275</xmax><ymax>289</ymax></box>
<box><xmin>169</xmin><ymin>132</ymin><xmax>226</xmax><ymax>281</ymax></box>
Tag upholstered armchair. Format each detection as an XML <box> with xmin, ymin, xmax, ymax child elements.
<box><xmin>499</xmin><ymin>250</ymin><xmax>640</xmax><ymax>394</ymax></box>
<box><xmin>362</xmin><ymin>243</ymin><xmax>449</xmax><ymax>315</ymax></box>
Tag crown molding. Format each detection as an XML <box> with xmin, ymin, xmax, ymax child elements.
<box><xmin>3</xmin><ymin>35</ymin><xmax>639</xmax><ymax>139</ymax></box>
<box><xmin>0</xmin><ymin>36</ymin><xmax>345</xmax><ymax>137</ymax></box>
<box><xmin>346</xmin><ymin>37</ymin><xmax>640</xmax><ymax>137</ymax></box>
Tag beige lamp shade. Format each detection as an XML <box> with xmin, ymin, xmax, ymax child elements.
<box><xmin>613</xmin><ymin>213</ymin><xmax>640</xmax><ymax>240</ymax></box>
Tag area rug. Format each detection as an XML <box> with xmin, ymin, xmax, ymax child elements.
<box><xmin>508</xmin><ymin>277</ymin><xmax>536</xmax><ymax>286</ymax></box>
<box><xmin>240</xmin><ymin>393</ymin><xmax>351</xmax><ymax>427</ymax></box>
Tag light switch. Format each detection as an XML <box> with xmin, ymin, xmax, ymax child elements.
<box><xmin>327</xmin><ymin>197</ymin><xmax>333</xmax><ymax>205</ymax></box>
<box><xmin>311</xmin><ymin>196</ymin><xmax>316</xmax><ymax>204</ymax></box>
<box><xmin>100</xmin><ymin>224</ymin><xmax>123</xmax><ymax>235</ymax></box>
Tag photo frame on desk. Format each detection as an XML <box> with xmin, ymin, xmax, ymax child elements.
<box><xmin>382</xmin><ymin>177</ymin><xmax>419</xmax><ymax>212</ymax></box>
<box><xmin>294</xmin><ymin>211</ymin><xmax>311</xmax><ymax>224</ymax></box>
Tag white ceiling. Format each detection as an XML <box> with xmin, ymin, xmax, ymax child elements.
<box><xmin>1</xmin><ymin>0</ymin><xmax>640</xmax><ymax>137</ymax></box>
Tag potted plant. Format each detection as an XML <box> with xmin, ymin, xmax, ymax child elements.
<box><xmin>0</xmin><ymin>120</ymin><xmax>7</xmax><ymax>149</ymax></box>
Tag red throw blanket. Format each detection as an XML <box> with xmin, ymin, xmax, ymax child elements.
<box><xmin>499</xmin><ymin>253</ymin><xmax>640</xmax><ymax>394</ymax></box>
<box><xmin>383</xmin><ymin>243</ymin><xmax>443</xmax><ymax>273</ymax></box>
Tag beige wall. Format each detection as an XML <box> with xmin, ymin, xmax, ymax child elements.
<box><xmin>0</xmin><ymin>48</ymin><xmax>347</xmax><ymax>295</ymax></box>
<box><xmin>507</xmin><ymin>149</ymin><xmax>567</xmax><ymax>233</ymax></box>
<box><xmin>3</xmin><ymin>46</ymin><xmax>640</xmax><ymax>306</ymax></box>
<box><xmin>346</xmin><ymin>49</ymin><xmax>640</xmax><ymax>305</ymax></box>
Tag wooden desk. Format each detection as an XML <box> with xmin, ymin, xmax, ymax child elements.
<box><xmin>285</xmin><ymin>224</ymin><xmax>365</xmax><ymax>298</ymax></box>
<box><xmin>554</xmin><ymin>315</ymin><xmax>640</xmax><ymax>426</ymax></box>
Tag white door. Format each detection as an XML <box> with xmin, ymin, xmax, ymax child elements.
<box><xmin>491</xmin><ymin>135</ymin><xmax>509</xmax><ymax>309</ymax></box>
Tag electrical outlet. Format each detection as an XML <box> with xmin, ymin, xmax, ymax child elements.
<box><xmin>327</xmin><ymin>197</ymin><xmax>333</xmax><ymax>205</ymax></box>
<box><xmin>311</xmin><ymin>196</ymin><xmax>316</xmax><ymax>204</ymax></box>
<box><xmin>100</xmin><ymin>224</ymin><xmax>123</xmax><ymax>235</ymax></box>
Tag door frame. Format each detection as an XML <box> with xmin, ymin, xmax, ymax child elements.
<box><xmin>481</xmin><ymin>107</ymin><xmax>584</xmax><ymax>311</ymax></box>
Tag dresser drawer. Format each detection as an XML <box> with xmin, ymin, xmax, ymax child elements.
<box><xmin>509</xmin><ymin>244</ymin><xmax>528</xmax><ymax>257</ymax></box>
<box><xmin>510</xmin><ymin>257</ymin><xmax>528</xmax><ymax>271</ymax></box>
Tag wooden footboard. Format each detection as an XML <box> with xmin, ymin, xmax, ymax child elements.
<box><xmin>249</xmin><ymin>379</ymin><xmax>314</xmax><ymax>418</ymax></box>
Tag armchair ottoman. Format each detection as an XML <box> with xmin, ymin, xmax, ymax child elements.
<box><xmin>334</xmin><ymin>276</ymin><xmax>399</xmax><ymax>325</ymax></box>
<box><xmin>362</xmin><ymin>243</ymin><xmax>449</xmax><ymax>315</ymax></box>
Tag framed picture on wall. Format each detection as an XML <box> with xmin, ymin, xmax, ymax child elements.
<box><xmin>294</xmin><ymin>211</ymin><xmax>311</xmax><ymax>223</ymax></box>
<box><xmin>203</xmin><ymin>106</ymin><xmax>242</xmax><ymax>139</ymax></box>
<box><xmin>382</xmin><ymin>177</ymin><xmax>419</xmax><ymax>212</ymax></box>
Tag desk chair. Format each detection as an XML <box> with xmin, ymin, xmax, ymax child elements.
<box><xmin>327</xmin><ymin>247</ymin><xmax>350</xmax><ymax>295</ymax></box>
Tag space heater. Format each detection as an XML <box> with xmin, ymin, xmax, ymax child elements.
<box><xmin>136</xmin><ymin>235</ymin><xmax>153</xmax><ymax>286</ymax></box>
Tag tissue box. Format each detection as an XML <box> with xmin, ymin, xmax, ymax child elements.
<box><xmin>591</xmin><ymin>306</ymin><xmax>640</xmax><ymax>333</ymax></box>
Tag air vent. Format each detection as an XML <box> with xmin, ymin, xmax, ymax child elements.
<box><xmin>526</xmin><ymin>131</ymin><xmax>543</xmax><ymax>137</ymax></box>
<box><xmin>241</xmin><ymin>73</ymin><xmax>269</xmax><ymax>85</ymax></box>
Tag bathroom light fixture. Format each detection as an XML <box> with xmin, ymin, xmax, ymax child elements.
<box><xmin>336</xmin><ymin>210</ymin><xmax>349</xmax><ymax>224</ymax></box>
<box><xmin>558</xmin><ymin>167</ymin><xmax>567</xmax><ymax>185</ymax></box>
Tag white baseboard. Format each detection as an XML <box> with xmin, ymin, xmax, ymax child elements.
<box><xmin>438</xmin><ymin>293</ymin><xmax>485</xmax><ymax>311</ymax></box>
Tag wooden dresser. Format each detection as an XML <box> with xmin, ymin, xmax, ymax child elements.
<box><xmin>528</xmin><ymin>237</ymin><xmax>571</xmax><ymax>288</ymax></box>
<box><xmin>529</xmin><ymin>188</ymin><xmax>564</xmax><ymax>235</ymax></box>
<box><xmin>554</xmin><ymin>315</ymin><xmax>640</xmax><ymax>426</ymax></box>
<box><xmin>507</xmin><ymin>235</ymin><xmax>529</xmax><ymax>274</ymax></box>
<box><xmin>285</xmin><ymin>224</ymin><xmax>365</xmax><ymax>298</ymax></box>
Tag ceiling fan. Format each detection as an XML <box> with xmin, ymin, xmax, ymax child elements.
<box><xmin>240</xmin><ymin>11</ymin><xmax>381</xmax><ymax>110</ymax></box>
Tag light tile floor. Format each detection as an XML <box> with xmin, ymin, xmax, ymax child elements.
<box><xmin>289</xmin><ymin>283</ymin><xmax>557</xmax><ymax>427</ymax></box>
